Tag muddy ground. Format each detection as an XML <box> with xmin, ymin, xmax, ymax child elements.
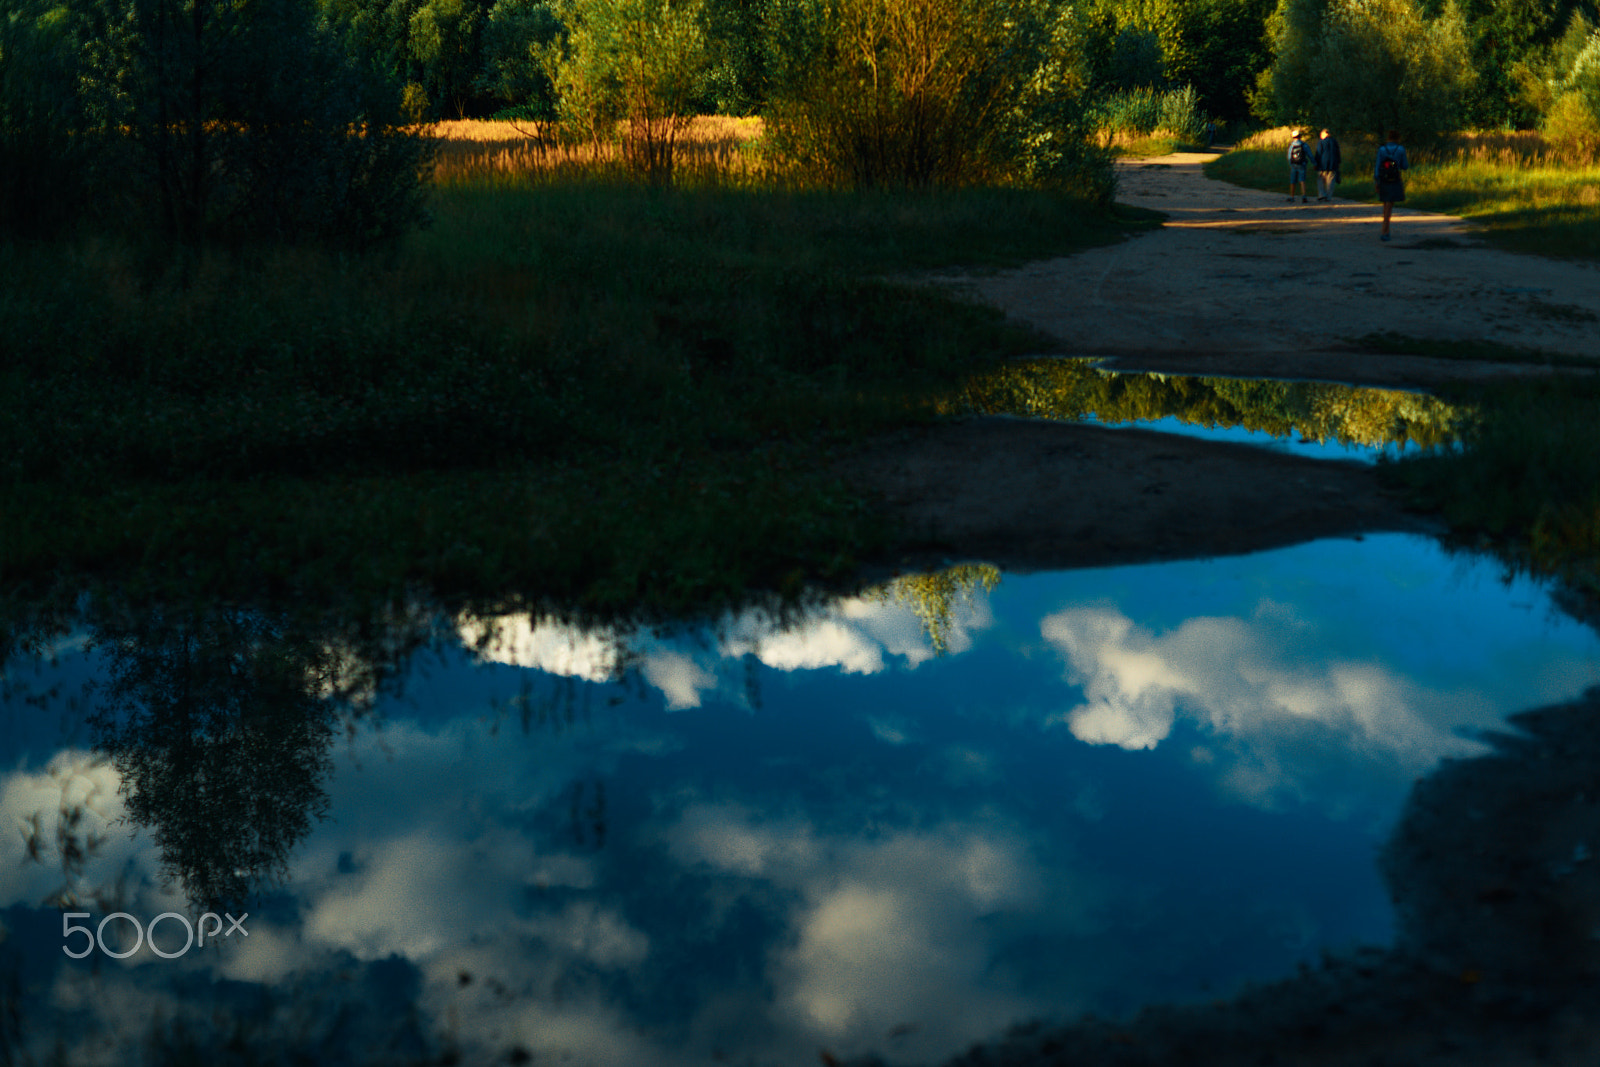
<box><xmin>838</xmin><ymin>155</ymin><xmax>1600</xmax><ymax>1066</ymax></box>
<box><xmin>837</xmin><ymin>150</ymin><xmax>1600</xmax><ymax>576</ymax></box>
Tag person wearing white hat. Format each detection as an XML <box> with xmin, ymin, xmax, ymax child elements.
<box><xmin>1286</xmin><ymin>129</ymin><xmax>1310</xmax><ymax>203</ymax></box>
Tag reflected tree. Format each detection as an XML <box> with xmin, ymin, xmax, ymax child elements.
<box><xmin>866</xmin><ymin>563</ymin><xmax>1001</xmax><ymax>654</ymax></box>
<box><xmin>86</xmin><ymin>606</ymin><xmax>346</xmax><ymax>911</ymax></box>
<box><xmin>949</xmin><ymin>358</ymin><xmax>1466</xmax><ymax>452</ymax></box>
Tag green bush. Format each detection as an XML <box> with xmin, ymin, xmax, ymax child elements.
<box><xmin>0</xmin><ymin>0</ymin><xmax>94</xmax><ymax>238</ymax></box>
<box><xmin>759</xmin><ymin>0</ymin><xmax>1111</xmax><ymax>196</ymax></box>
<box><xmin>1095</xmin><ymin>83</ymin><xmax>1203</xmax><ymax>138</ymax></box>
<box><xmin>536</xmin><ymin>0</ymin><xmax>710</xmax><ymax>184</ymax></box>
<box><xmin>1</xmin><ymin>0</ymin><xmax>433</xmax><ymax>246</ymax></box>
<box><xmin>1308</xmin><ymin>0</ymin><xmax>1475</xmax><ymax>141</ymax></box>
<box><xmin>1544</xmin><ymin>90</ymin><xmax>1600</xmax><ymax>163</ymax></box>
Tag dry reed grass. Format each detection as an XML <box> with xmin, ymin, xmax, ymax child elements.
<box><xmin>429</xmin><ymin>116</ymin><xmax>766</xmax><ymax>185</ymax></box>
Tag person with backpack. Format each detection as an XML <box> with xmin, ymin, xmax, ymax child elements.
<box><xmin>1315</xmin><ymin>128</ymin><xmax>1341</xmax><ymax>201</ymax></box>
<box><xmin>1286</xmin><ymin>129</ymin><xmax>1310</xmax><ymax>203</ymax></box>
<box><xmin>1374</xmin><ymin>129</ymin><xmax>1409</xmax><ymax>242</ymax></box>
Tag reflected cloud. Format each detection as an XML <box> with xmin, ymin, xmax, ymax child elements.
<box><xmin>1041</xmin><ymin>601</ymin><xmax>1509</xmax><ymax>806</ymax></box>
<box><xmin>457</xmin><ymin>589</ymin><xmax>994</xmax><ymax>712</ymax></box>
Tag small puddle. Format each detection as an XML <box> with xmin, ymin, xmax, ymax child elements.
<box><xmin>950</xmin><ymin>358</ymin><xmax>1465</xmax><ymax>463</ymax></box>
<box><xmin>3</xmin><ymin>535</ymin><xmax>1595</xmax><ymax>1065</ymax></box>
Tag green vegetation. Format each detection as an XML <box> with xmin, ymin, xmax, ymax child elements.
<box><xmin>1205</xmin><ymin>129</ymin><xmax>1600</xmax><ymax>258</ymax></box>
<box><xmin>1</xmin><ymin>178</ymin><xmax>1142</xmax><ymax>617</ymax></box>
<box><xmin>0</xmin><ymin>0</ymin><xmax>432</xmax><ymax>245</ymax></box>
<box><xmin>1256</xmin><ymin>0</ymin><xmax>1475</xmax><ymax>139</ymax></box>
<box><xmin>1382</xmin><ymin>378</ymin><xmax>1600</xmax><ymax>594</ymax></box>
<box><xmin>866</xmin><ymin>562</ymin><xmax>1001</xmax><ymax>653</ymax></box>
<box><xmin>759</xmin><ymin>0</ymin><xmax>1112</xmax><ymax>195</ymax></box>
<box><xmin>948</xmin><ymin>358</ymin><xmax>1465</xmax><ymax>450</ymax></box>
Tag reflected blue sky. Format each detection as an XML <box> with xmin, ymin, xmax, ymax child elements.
<box><xmin>1080</xmin><ymin>413</ymin><xmax>1429</xmax><ymax>463</ymax></box>
<box><xmin>3</xmin><ymin>535</ymin><xmax>1599</xmax><ymax>1065</ymax></box>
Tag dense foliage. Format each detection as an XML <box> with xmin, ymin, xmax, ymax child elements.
<box><xmin>759</xmin><ymin>0</ymin><xmax>1111</xmax><ymax>192</ymax></box>
<box><xmin>1254</xmin><ymin>0</ymin><xmax>1600</xmax><ymax>143</ymax></box>
<box><xmin>0</xmin><ymin>0</ymin><xmax>433</xmax><ymax>244</ymax></box>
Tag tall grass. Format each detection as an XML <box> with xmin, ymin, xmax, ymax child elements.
<box><xmin>430</xmin><ymin>116</ymin><xmax>765</xmax><ymax>187</ymax></box>
<box><xmin>1206</xmin><ymin>126</ymin><xmax>1600</xmax><ymax>257</ymax></box>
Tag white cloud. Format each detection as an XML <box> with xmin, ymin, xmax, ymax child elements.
<box><xmin>457</xmin><ymin>613</ymin><xmax>624</xmax><ymax>682</ymax></box>
<box><xmin>1040</xmin><ymin>601</ymin><xmax>1501</xmax><ymax>804</ymax></box>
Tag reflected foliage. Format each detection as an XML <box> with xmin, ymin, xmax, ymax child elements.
<box><xmin>2</xmin><ymin>589</ymin><xmax>445</xmax><ymax>911</ymax></box>
<box><xmin>86</xmin><ymin>608</ymin><xmax>343</xmax><ymax>910</ymax></box>
<box><xmin>865</xmin><ymin>563</ymin><xmax>1001</xmax><ymax>654</ymax></box>
<box><xmin>949</xmin><ymin>359</ymin><xmax>1466</xmax><ymax>452</ymax></box>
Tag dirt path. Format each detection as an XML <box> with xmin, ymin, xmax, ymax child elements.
<box><xmin>839</xmin><ymin>152</ymin><xmax>1600</xmax><ymax>575</ymax></box>
<box><xmin>969</xmin><ymin>150</ymin><xmax>1600</xmax><ymax>380</ymax></box>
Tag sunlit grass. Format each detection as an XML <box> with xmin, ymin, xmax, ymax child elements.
<box><xmin>1207</xmin><ymin>126</ymin><xmax>1600</xmax><ymax>258</ymax></box>
<box><xmin>429</xmin><ymin>116</ymin><xmax>766</xmax><ymax>188</ymax></box>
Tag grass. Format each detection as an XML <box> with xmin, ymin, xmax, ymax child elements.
<box><xmin>1354</xmin><ymin>331</ymin><xmax>1600</xmax><ymax>368</ymax></box>
<box><xmin>1106</xmin><ymin>132</ymin><xmax>1210</xmax><ymax>158</ymax></box>
<box><xmin>2</xmin><ymin>121</ymin><xmax>1143</xmax><ymax>621</ymax></box>
<box><xmin>1205</xmin><ymin>127</ymin><xmax>1600</xmax><ymax>258</ymax></box>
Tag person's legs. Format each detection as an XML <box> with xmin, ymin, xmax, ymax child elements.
<box><xmin>1318</xmin><ymin>171</ymin><xmax>1333</xmax><ymax>199</ymax></box>
<box><xmin>1381</xmin><ymin>200</ymin><xmax>1393</xmax><ymax>239</ymax></box>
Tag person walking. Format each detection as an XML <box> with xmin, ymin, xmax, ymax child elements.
<box><xmin>1374</xmin><ymin>129</ymin><xmax>1409</xmax><ymax>241</ymax></box>
<box><xmin>1286</xmin><ymin>129</ymin><xmax>1310</xmax><ymax>203</ymax></box>
<box><xmin>1315</xmin><ymin>128</ymin><xmax>1341</xmax><ymax>201</ymax></box>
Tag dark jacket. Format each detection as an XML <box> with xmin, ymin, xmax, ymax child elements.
<box><xmin>1315</xmin><ymin>135</ymin><xmax>1341</xmax><ymax>172</ymax></box>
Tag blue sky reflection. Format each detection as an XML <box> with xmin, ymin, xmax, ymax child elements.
<box><xmin>3</xmin><ymin>534</ymin><xmax>1599</xmax><ymax>1066</ymax></box>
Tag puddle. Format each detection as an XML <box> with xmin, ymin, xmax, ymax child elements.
<box><xmin>3</xmin><ymin>535</ymin><xmax>1597</xmax><ymax>1065</ymax></box>
<box><xmin>950</xmin><ymin>358</ymin><xmax>1465</xmax><ymax>463</ymax></box>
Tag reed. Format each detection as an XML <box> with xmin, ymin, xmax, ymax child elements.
<box><xmin>429</xmin><ymin>116</ymin><xmax>766</xmax><ymax>187</ymax></box>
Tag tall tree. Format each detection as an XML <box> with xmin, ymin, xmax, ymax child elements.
<box><xmin>1310</xmin><ymin>0</ymin><xmax>1475</xmax><ymax>139</ymax></box>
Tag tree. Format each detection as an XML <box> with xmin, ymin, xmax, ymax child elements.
<box><xmin>409</xmin><ymin>0</ymin><xmax>494</xmax><ymax>116</ymax></box>
<box><xmin>537</xmin><ymin>0</ymin><xmax>710</xmax><ymax>183</ymax></box>
<box><xmin>475</xmin><ymin>0</ymin><xmax>563</xmax><ymax>115</ymax></box>
<box><xmin>1166</xmin><ymin>0</ymin><xmax>1275</xmax><ymax>122</ymax></box>
<box><xmin>1309</xmin><ymin>0</ymin><xmax>1476</xmax><ymax>140</ymax></box>
<box><xmin>88</xmin><ymin>608</ymin><xmax>341</xmax><ymax>911</ymax></box>
<box><xmin>0</xmin><ymin>0</ymin><xmax>92</xmax><ymax>236</ymax></box>
<box><xmin>760</xmin><ymin>0</ymin><xmax>1111</xmax><ymax>194</ymax></box>
<box><xmin>1252</xmin><ymin>0</ymin><xmax>1328</xmax><ymax>124</ymax></box>
<box><xmin>11</xmin><ymin>0</ymin><xmax>434</xmax><ymax>245</ymax></box>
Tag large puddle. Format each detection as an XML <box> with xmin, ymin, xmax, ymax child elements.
<box><xmin>4</xmin><ymin>534</ymin><xmax>1598</xmax><ymax>1065</ymax></box>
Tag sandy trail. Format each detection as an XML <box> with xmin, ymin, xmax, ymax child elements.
<box><xmin>838</xmin><ymin>150</ymin><xmax>1600</xmax><ymax>575</ymax></box>
<box><xmin>954</xmin><ymin>150</ymin><xmax>1600</xmax><ymax>384</ymax></box>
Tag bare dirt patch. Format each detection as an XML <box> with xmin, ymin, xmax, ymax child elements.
<box><xmin>839</xmin><ymin>151</ymin><xmax>1600</xmax><ymax>573</ymax></box>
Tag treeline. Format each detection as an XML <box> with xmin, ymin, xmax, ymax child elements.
<box><xmin>1255</xmin><ymin>0</ymin><xmax>1600</xmax><ymax>147</ymax></box>
<box><xmin>951</xmin><ymin>360</ymin><xmax>1465</xmax><ymax>452</ymax></box>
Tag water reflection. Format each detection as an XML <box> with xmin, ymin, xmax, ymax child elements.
<box><xmin>2</xmin><ymin>537</ymin><xmax>1597</xmax><ymax>1065</ymax></box>
<box><xmin>948</xmin><ymin>358</ymin><xmax>1466</xmax><ymax>462</ymax></box>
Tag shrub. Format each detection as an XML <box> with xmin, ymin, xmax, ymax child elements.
<box><xmin>1307</xmin><ymin>0</ymin><xmax>1475</xmax><ymax>142</ymax></box>
<box><xmin>2</xmin><ymin>0</ymin><xmax>433</xmax><ymax>247</ymax></box>
<box><xmin>1543</xmin><ymin>90</ymin><xmax>1600</xmax><ymax>163</ymax></box>
<box><xmin>0</xmin><ymin>0</ymin><xmax>94</xmax><ymax>238</ymax></box>
<box><xmin>536</xmin><ymin>0</ymin><xmax>710</xmax><ymax>185</ymax></box>
<box><xmin>759</xmin><ymin>0</ymin><xmax>1111</xmax><ymax>195</ymax></box>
